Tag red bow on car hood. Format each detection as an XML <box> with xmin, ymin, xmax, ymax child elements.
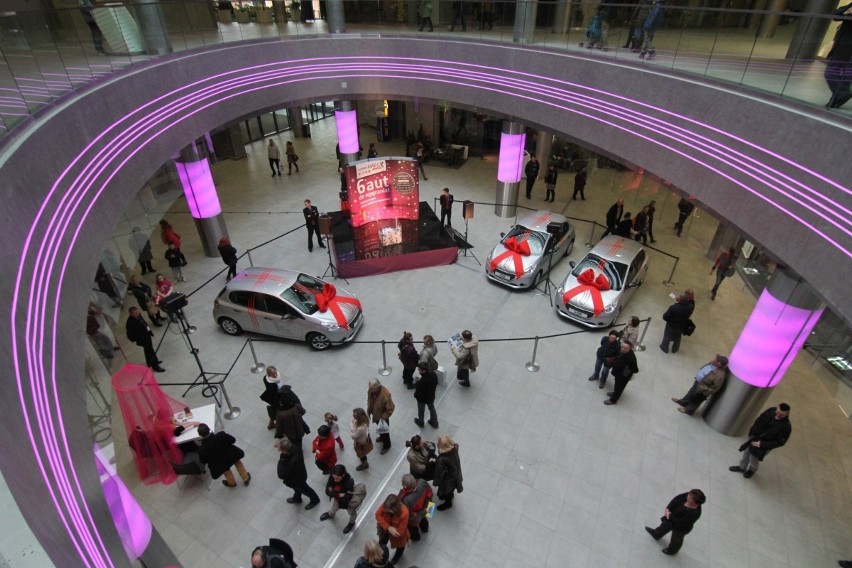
<box><xmin>561</xmin><ymin>269</ymin><xmax>611</xmax><ymax>316</ymax></box>
<box><xmin>314</xmin><ymin>283</ymin><xmax>360</xmax><ymax>329</ymax></box>
<box><xmin>489</xmin><ymin>236</ymin><xmax>532</xmax><ymax>278</ymax></box>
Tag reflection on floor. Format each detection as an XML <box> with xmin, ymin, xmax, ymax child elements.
<box><xmin>88</xmin><ymin>118</ymin><xmax>852</xmax><ymax>568</ymax></box>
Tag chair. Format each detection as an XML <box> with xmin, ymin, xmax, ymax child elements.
<box><xmin>171</xmin><ymin>452</ymin><xmax>210</xmax><ymax>490</ymax></box>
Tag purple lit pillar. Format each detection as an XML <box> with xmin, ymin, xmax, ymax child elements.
<box><xmin>176</xmin><ymin>142</ymin><xmax>228</xmax><ymax>257</ymax></box>
<box><xmin>336</xmin><ymin>102</ymin><xmax>361</xmax><ymax>167</ymax></box>
<box><xmin>494</xmin><ymin>121</ymin><xmax>526</xmax><ymax>218</ymax></box>
<box><xmin>704</xmin><ymin>267</ymin><xmax>824</xmax><ymax>435</ymax></box>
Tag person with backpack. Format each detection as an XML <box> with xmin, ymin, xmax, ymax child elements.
<box><xmin>398</xmin><ymin>474</ymin><xmax>432</xmax><ymax>541</ymax></box>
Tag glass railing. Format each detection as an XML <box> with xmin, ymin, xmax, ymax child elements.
<box><xmin>0</xmin><ymin>1</ymin><xmax>849</xmax><ymax>140</ymax></box>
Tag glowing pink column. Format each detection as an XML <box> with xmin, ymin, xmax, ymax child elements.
<box><xmin>336</xmin><ymin>102</ymin><xmax>361</xmax><ymax>166</ymax></box>
<box><xmin>495</xmin><ymin>121</ymin><xmax>526</xmax><ymax>218</ymax></box>
<box><xmin>704</xmin><ymin>267</ymin><xmax>824</xmax><ymax>435</ymax></box>
<box><xmin>176</xmin><ymin>141</ymin><xmax>228</xmax><ymax>257</ymax></box>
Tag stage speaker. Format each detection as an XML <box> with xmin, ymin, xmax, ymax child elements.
<box><xmin>160</xmin><ymin>292</ymin><xmax>188</xmax><ymax>314</ymax></box>
<box><xmin>318</xmin><ymin>215</ymin><xmax>333</xmax><ymax>236</ymax></box>
<box><xmin>463</xmin><ymin>200</ymin><xmax>474</xmax><ymax>220</ymax></box>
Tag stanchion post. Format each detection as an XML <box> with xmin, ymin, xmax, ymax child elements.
<box><xmin>525</xmin><ymin>336</ymin><xmax>541</xmax><ymax>372</ymax></box>
<box><xmin>634</xmin><ymin>317</ymin><xmax>652</xmax><ymax>352</ymax></box>
<box><xmin>219</xmin><ymin>383</ymin><xmax>241</xmax><ymax>420</ymax></box>
<box><xmin>585</xmin><ymin>222</ymin><xmax>597</xmax><ymax>248</ymax></box>
<box><xmin>378</xmin><ymin>340</ymin><xmax>392</xmax><ymax>376</ymax></box>
<box><xmin>247</xmin><ymin>249</ymin><xmax>255</xmax><ymax>267</ymax></box>
<box><xmin>247</xmin><ymin>338</ymin><xmax>266</xmax><ymax>374</ymax></box>
<box><xmin>663</xmin><ymin>258</ymin><xmax>678</xmax><ymax>287</ymax></box>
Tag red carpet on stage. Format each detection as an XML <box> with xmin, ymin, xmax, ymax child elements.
<box><xmin>328</xmin><ymin>202</ymin><xmax>460</xmax><ymax>278</ymax></box>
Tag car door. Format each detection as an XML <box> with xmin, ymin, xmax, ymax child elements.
<box><xmin>623</xmin><ymin>250</ymin><xmax>646</xmax><ymax>304</ymax></box>
<box><xmin>254</xmin><ymin>294</ymin><xmax>303</xmax><ymax>340</ymax></box>
<box><xmin>225</xmin><ymin>290</ymin><xmax>261</xmax><ymax>332</ymax></box>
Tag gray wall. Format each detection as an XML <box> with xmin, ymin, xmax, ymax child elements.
<box><xmin>0</xmin><ymin>36</ymin><xmax>850</xmax><ymax>566</ymax></box>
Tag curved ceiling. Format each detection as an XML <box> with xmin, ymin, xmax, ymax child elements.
<box><xmin>0</xmin><ymin>35</ymin><xmax>850</xmax><ymax>566</ymax></box>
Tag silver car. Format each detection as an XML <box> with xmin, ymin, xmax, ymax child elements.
<box><xmin>485</xmin><ymin>211</ymin><xmax>575</xmax><ymax>289</ymax></box>
<box><xmin>212</xmin><ymin>267</ymin><xmax>364</xmax><ymax>350</ymax></box>
<box><xmin>555</xmin><ymin>236</ymin><xmax>649</xmax><ymax>327</ymax></box>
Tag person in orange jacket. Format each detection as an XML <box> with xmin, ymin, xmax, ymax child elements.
<box><xmin>375</xmin><ymin>494</ymin><xmax>410</xmax><ymax>566</ymax></box>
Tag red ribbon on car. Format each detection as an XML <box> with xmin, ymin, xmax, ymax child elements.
<box><xmin>489</xmin><ymin>236</ymin><xmax>531</xmax><ymax>278</ymax></box>
<box><xmin>313</xmin><ymin>283</ymin><xmax>360</xmax><ymax>329</ymax></box>
<box><xmin>561</xmin><ymin>269</ymin><xmax>610</xmax><ymax>316</ymax></box>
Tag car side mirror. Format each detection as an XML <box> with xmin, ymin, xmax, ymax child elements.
<box><xmin>569</xmin><ymin>261</ymin><xmax>576</xmax><ymax>268</ymax></box>
<box><xmin>500</xmin><ymin>232</ymin><xmax>506</xmax><ymax>238</ymax></box>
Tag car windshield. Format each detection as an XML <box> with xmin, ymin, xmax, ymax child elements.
<box><xmin>282</xmin><ymin>273</ymin><xmax>326</xmax><ymax>314</ymax></box>
<box><xmin>571</xmin><ymin>253</ymin><xmax>628</xmax><ymax>291</ymax></box>
<box><xmin>503</xmin><ymin>225</ymin><xmax>548</xmax><ymax>255</ymax></box>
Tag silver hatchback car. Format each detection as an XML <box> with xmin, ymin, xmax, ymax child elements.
<box><xmin>555</xmin><ymin>236</ymin><xmax>649</xmax><ymax>327</ymax></box>
<box><xmin>212</xmin><ymin>267</ymin><xmax>364</xmax><ymax>350</ymax></box>
<box><xmin>485</xmin><ymin>211</ymin><xmax>575</xmax><ymax>289</ymax></box>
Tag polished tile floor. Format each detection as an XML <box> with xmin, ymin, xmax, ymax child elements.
<box><xmin>90</xmin><ymin>117</ymin><xmax>852</xmax><ymax>568</ymax></box>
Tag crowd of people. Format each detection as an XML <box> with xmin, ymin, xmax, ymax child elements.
<box><xmin>253</xmin><ymin>356</ymin><xmax>465</xmax><ymax>567</ymax></box>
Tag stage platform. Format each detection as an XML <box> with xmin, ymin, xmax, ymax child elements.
<box><xmin>328</xmin><ymin>202</ymin><xmax>461</xmax><ymax>278</ymax></box>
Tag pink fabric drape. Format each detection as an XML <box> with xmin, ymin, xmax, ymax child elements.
<box><xmin>111</xmin><ymin>364</ymin><xmax>186</xmax><ymax>485</ymax></box>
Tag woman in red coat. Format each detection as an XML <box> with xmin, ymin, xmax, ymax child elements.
<box><xmin>159</xmin><ymin>219</ymin><xmax>182</xmax><ymax>250</ymax></box>
<box><xmin>374</xmin><ymin>494</ymin><xmax>409</xmax><ymax>566</ymax></box>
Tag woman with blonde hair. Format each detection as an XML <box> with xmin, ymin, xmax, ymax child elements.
<box><xmin>351</xmin><ymin>408</ymin><xmax>372</xmax><ymax>471</ymax></box>
<box><xmin>433</xmin><ymin>435</ymin><xmax>463</xmax><ymax>510</ymax></box>
<box><xmin>355</xmin><ymin>539</ymin><xmax>389</xmax><ymax>567</ymax></box>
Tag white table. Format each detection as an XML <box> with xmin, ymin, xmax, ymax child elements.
<box><xmin>173</xmin><ymin>403</ymin><xmax>219</xmax><ymax>445</ymax></box>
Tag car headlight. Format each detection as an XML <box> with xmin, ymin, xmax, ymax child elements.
<box><xmin>524</xmin><ymin>263</ymin><xmax>536</xmax><ymax>274</ymax></box>
<box><xmin>604</xmin><ymin>300</ymin><xmax>619</xmax><ymax>314</ymax></box>
<box><xmin>322</xmin><ymin>321</ymin><xmax>341</xmax><ymax>331</ymax></box>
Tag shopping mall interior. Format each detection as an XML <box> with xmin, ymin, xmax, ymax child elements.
<box><xmin>0</xmin><ymin>1</ymin><xmax>850</xmax><ymax>567</ymax></box>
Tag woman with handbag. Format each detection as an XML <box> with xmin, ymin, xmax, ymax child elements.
<box><xmin>432</xmin><ymin>435</ymin><xmax>463</xmax><ymax>510</ymax></box>
<box><xmin>351</xmin><ymin>407</ymin><xmax>373</xmax><ymax>471</ymax></box>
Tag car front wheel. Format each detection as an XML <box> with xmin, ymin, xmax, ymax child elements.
<box><xmin>218</xmin><ymin>317</ymin><xmax>243</xmax><ymax>336</ymax></box>
<box><xmin>531</xmin><ymin>270</ymin><xmax>543</xmax><ymax>288</ymax></box>
<box><xmin>565</xmin><ymin>239</ymin><xmax>575</xmax><ymax>256</ymax></box>
<box><xmin>307</xmin><ymin>332</ymin><xmax>331</xmax><ymax>351</ymax></box>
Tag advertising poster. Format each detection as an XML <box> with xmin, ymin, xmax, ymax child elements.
<box><xmin>345</xmin><ymin>158</ymin><xmax>420</xmax><ymax>260</ymax></box>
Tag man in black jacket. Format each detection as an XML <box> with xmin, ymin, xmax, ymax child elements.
<box><xmin>825</xmin><ymin>3</ymin><xmax>852</xmax><ymax>108</ymax></box>
<box><xmin>413</xmin><ymin>363</ymin><xmax>439</xmax><ymax>428</ymax></box>
<box><xmin>302</xmin><ymin>199</ymin><xmax>325</xmax><ymax>252</ymax></box>
<box><xmin>660</xmin><ymin>293</ymin><xmax>694</xmax><ymax>354</ymax></box>
<box><xmin>645</xmin><ymin>489</ymin><xmax>706</xmax><ymax>555</ymax></box>
<box><xmin>125</xmin><ymin>307</ymin><xmax>164</xmax><ymax>372</ymax></box>
<box><xmin>674</xmin><ymin>197</ymin><xmax>695</xmax><ymax>237</ymax></box>
<box><xmin>439</xmin><ymin>187</ymin><xmax>454</xmax><ymax>226</ymax></box>
<box><xmin>524</xmin><ymin>154</ymin><xmax>540</xmax><ymax>198</ymax></box>
<box><xmin>604</xmin><ymin>340</ymin><xmax>639</xmax><ymax>405</ymax></box>
<box><xmin>276</xmin><ymin>437</ymin><xmax>320</xmax><ymax>509</ymax></box>
<box><xmin>601</xmin><ymin>199</ymin><xmax>624</xmax><ymax>237</ymax></box>
<box><xmin>729</xmin><ymin>404</ymin><xmax>792</xmax><ymax>478</ymax></box>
